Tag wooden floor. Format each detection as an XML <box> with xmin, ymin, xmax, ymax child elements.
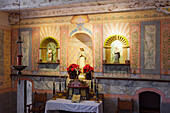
<box><xmin>140</xmin><ymin>109</ymin><xmax>160</xmax><ymax>113</ymax></box>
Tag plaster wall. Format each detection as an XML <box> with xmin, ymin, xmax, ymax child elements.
<box><xmin>0</xmin><ymin>11</ymin><xmax>12</xmax><ymax>113</ymax></box>
<box><xmin>0</xmin><ymin>11</ymin><xmax>9</xmax><ymax>26</ymax></box>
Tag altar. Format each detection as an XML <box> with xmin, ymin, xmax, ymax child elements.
<box><xmin>45</xmin><ymin>99</ymin><xmax>103</xmax><ymax>113</ymax></box>
<box><xmin>67</xmin><ymin>79</ymin><xmax>90</xmax><ymax>100</ymax></box>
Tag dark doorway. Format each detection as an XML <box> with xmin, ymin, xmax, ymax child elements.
<box><xmin>139</xmin><ymin>91</ymin><xmax>160</xmax><ymax>113</ymax></box>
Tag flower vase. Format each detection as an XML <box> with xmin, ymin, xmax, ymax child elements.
<box><xmin>85</xmin><ymin>72</ymin><xmax>92</xmax><ymax>80</ymax></box>
<box><xmin>68</xmin><ymin>70</ymin><xmax>78</xmax><ymax>79</ymax></box>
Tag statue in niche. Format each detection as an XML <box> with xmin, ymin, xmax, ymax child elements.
<box><xmin>48</xmin><ymin>47</ymin><xmax>53</xmax><ymax>62</ymax></box>
<box><xmin>47</xmin><ymin>42</ymin><xmax>56</xmax><ymax>62</ymax></box>
<box><xmin>114</xmin><ymin>47</ymin><xmax>120</xmax><ymax>63</ymax></box>
<box><xmin>78</xmin><ymin>48</ymin><xmax>86</xmax><ymax>71</ymax></box>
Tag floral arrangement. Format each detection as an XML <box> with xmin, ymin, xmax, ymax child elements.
<box><xmin>67</xmin><ymin>63</ymin><xmax>81</xmax><ymax>73</ymax></box>
<box><xmin>83</xmin><ymin>64</ymin><xmax>94</xmax><ymax>73</ymax></box>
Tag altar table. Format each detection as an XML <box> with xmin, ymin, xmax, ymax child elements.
<box><xmin>45</xmin><ymin>99</ymin><xmax>103</xmax><ymax>113</ymax></box>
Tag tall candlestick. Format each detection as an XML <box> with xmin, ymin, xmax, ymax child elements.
<box><xmin>96</xmin><ymin>82</ymin><xmax>100</xmax><ymax>103</ymax></box>
<box><xmin>96</xmin><ymin>83</ymin><xmax>98</xmax><ymax>99</ymax></box>
<box><xmin>91</xmin><ymin>79</ymin><xmax>93</xmax><ymax>91</ymax></box>
<box><xmin>94</xmin><ymin>77</ymin><xmax>97</xmax><ymax>94</ymax></box>
<box><xmin>53</xmin><ymin>81</ymin><xmax>55</xmax><ymax>95</ymax></box>
<box><xmin>65</xmin><ymin>75</ymin><xmax>67</xmax><ymax>91</ymax></box>
<box><xmin>59</xmin><ymin>76</ymin><xmax>61</xmax><ymax>92</ymax></box>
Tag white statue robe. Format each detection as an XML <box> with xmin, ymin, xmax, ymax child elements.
<box><xmin>78</xmin><ymin>51</ymin><xmax>86</xmax><ymax>71</ymax></box>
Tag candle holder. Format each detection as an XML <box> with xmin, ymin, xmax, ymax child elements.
<box><xmin>94</xmin><ymin>77</ymin><xmax>97</xmax><ymax>94</ymax></box>
<box><xmin>90</xmin><ymin>79</ymin><xmax>94</xmax><ymax>95</ymax></box>
<box><xmin>11</xmin><ymin>66</ymin><xmax>27</xmax><ymax>84</ymax></box>
<box><xmin>96</xmin><ymin>82</ymin><xmax>100</xmax><ymax>103</ymax></box>
<box><xmin>52</xmin><ymin>81</ymin><xmax>56</xmax><ymax>100</ymax></box>
<box><xmin>59</xmin><ymin>76</ymin><xmax>61</xmax><ymax>92</ymax></box>
<box><xmin>52</xmin><ymin>95</ymin><xmax>56</xmax><ymax>100</ymax></box>
<box><xmin>64</xmin><ymin>75</ymin><xmax>67</xmax><ymax>93</ymax></box>
<box><xmin>11</xmin><ymin>7</ymin><xmax>27</xmax><ymax>82</ymax></box>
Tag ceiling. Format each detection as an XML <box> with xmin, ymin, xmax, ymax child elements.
<box><xmin>0</xmin><ymin>0</ymin><xmax>169</xmax><ymax>24</ymax></box>
<box><xmin>0</xmin><ymin>0</ymin><xmax>169</xmax><ymax>11</ymax></box>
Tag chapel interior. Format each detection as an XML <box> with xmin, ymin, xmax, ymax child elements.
<box><xmin>0</xmin><ymin>0</ymin><xmax>170</xmax><ymax>113</ymax></box>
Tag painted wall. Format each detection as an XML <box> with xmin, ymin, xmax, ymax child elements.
<box><xmin>11</xmin><ymin>10</ymin><xmax>170</xmax><ymax>78</ymax></box>
<box><xmin>10</xmin><ymin>9</ymin><xmax>170</xmax><ymax>113</ymax></box>
<box><xmin>0</xmin><ymin>11</ymin><xmax>12</xmax><ymax>113</ymax></box>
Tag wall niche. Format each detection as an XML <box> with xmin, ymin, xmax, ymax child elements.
<box><xmin>103</xmin><ymin>35</ymin><xmax>130</xmax><ymax>64</ymax></box>
<box><xmin>39</xmin><ymin>37</ymin><xmax>60</xmax><ymax>70</ymax></box>
<box><xmin>103</xmin><ymin>35</ymin><xmax>130</xmax><ymax>74</ymax></box>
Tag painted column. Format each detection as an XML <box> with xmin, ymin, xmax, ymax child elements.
<box><xmin>93</xmin><ymin>24</ymin><xmax>103</xmax><ymax>73</ymax></box>
<box><xmin>60</xmin><ymin>26</ymin><xmax>68</xmax><ymax>73</ymax></box>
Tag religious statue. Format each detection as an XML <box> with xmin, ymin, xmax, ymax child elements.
<box><xmin>48</xmin><ymin>47</ymin><xmax>53</xmax><ymax>62</ymax></box>
<box><xmin>78</xmin><ymin>48</ymin><xmax>86</xmax><ymax>71</ymax></box>
<box><xmin>114</xmin><ymin>47</ymin><xmax>120</xmax><ymax>63</ymax></box>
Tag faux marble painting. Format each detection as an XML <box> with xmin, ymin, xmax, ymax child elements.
<box><xmin>144</xmin><ymin>25</ymin><xmax>156</xmax><ymax>69</ymax></box>
<box><xmin>98</xmin><ymin>79</ymin><xmax>170</xmax><ymax>98</ymax></box>
<box><xmin>11</xmin><ymin>75</ymin><xmax>170</xmax><ymax>99</ymax></box>
<box><xmin>21</xmin><ymin>31</ymin><xmax>30</xmax><ymax>66</ymax></box>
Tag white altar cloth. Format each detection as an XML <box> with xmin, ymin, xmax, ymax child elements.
<box><xmin>45</xmin><ymin>99</ymin><xmax>103</xmax><ymax>113</ymax></box>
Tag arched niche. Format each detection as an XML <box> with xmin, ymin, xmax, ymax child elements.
<box><xmin>68</xmin><ymin>33</ymin><xmax>93</xmax><ymax>67</ymax></box>
<box><xmin>39</xmin><ymin>37</ymin><xmax>60</xmax><ymax>62</ymax></box>
<box><xmin>103</xmin><ymin>35</ymin><xmax>130</xmax><ymax>63</ymax></box>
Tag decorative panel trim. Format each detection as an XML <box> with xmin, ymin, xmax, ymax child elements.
<box><xmin>0</xmin><ymin>29</ymin><xmax>4</xmax><ymax>76</ymax></box>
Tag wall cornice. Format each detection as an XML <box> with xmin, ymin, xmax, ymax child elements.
<box><xmin>8</xmin><ymin>0</ymin><xmax>170</xmax><ymax>24</ymax></box>
<box><xmin>10</xmin><ymin>10</ymin><xmax>169</xmax><ymax>27</ymax></box>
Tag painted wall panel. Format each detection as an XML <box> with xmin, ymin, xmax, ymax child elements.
<box><xmin>141</xmin><ymin>21</ymin><xmax>160</xmax><ymax>74</ymax></box>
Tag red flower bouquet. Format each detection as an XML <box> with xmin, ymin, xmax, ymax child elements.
<box><xmin>83</xmin><ymin>64</ymin><xmax>94</xmax><ymax>80</ymax></box>
<box><xmin>67</xmin><ymin>63</ymin><xmax>81</xmax><ymax>79</ymax></box>
<box><xmin>83</xmin><ymin>64</ymin><xmax>94</xmax><ymax>73</ymax></box>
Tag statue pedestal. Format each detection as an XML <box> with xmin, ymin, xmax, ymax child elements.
<box><xmin>78</xmin><ymin>73</ymin><xmax>85</xmax><ymax>80</ymax></box>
